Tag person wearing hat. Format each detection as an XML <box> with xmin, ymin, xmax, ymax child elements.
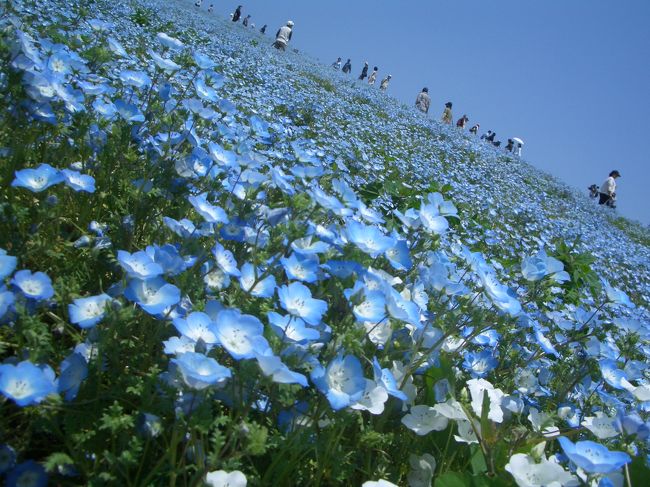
<box><xmin>242</xmin><ymin>14</ymin><xmax>251</xmax><ymax>27</ymax></box>
<box><xmin>469</xmin><ymin>123</ymin><xmax>480</xmax><ymax>135</ymax></box>
<box><xmin>332</xmin><ymin>57</ymin><xmax>342</xmax><ymax>69</ymax></box>
<box><xmin>274</xmin><ymin>20</ymin><xmax>294</xmax><ymax>51</ymax></box>
<box><xmin>368</xmin><ymin>66</ymin><xmax>379</xmax><ymax>85</ymax></box>
<box><xmin>456</xmin><ymin>114</ymin><xmax>469</xmax><ymax>129</ymax></box>
<box><xmin>232</xmin><ymin>5</ymin><xmax>242</xmax><ymax>22</ymax></box>
<box><xmin>342</xmin><ymin>59</ymin><xmax>352</xmax><ymax>74</ymax></box>
<box><xmin>441</xmin><ymin>102</ymin><xmax>453</xmax><ymax>124</ymax></box>
<box><xmin>358</xmin><ymin>62</ymin><xmax>369</xmax><ymax>80</ymax></box>
<box><xmin>415</xmin><ymin>87</ymin><xmax>431</xmax><ymax>114</ymax></box>
<box><xmin>598</xmin><ymin>170</ymin><xmax>621</xmax><ymax>207</ymax></box>
<box><xmin>379</xmin><ymin>74</ymin><xmax>392</xmax><ymax>91</ymax></box>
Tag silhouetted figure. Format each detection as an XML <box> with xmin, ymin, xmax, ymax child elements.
<box><xmin>441</xmin><ymin>102</ymin><xmax>453</xmax><ymax>124</ymax></box>
<box><xmin>195</xmin><ymin>0</ymin><xmax>202</xmax><ymax>7</ymax></box>
<box><xmin>456</xmin><ymin>114</ymin><xmax>469</xmax><ymax>129</ymax></box>
<box><xmin>242</xmin><ymin>14</ymin><xmax>251</xmax><ymax>27</ymax></box>
<box><xmin>208</xmin><ymin>4</ymin><xmax>214</xmax><ymax>13</ymax></box>
<box><xmin>342</xmin><ymin>59</ymin><xmax>352</xmax><ymax>74</ymax></box>
<box><xmin>415</xmin><ymin>87</ymin><xmax>431</xmax><ymax>114</ymax></box>
<box><xmin>260</xmin><ymin>24</ymin><xmax>267</xmax><ymax>34</ymax></box>
<box><xmin>232</xmin><ymin>5</ymin><xmax>242</xmax><ymax>22</ymax></box>
<box><xmin>368</xmin><ymin>66</ymin><xmax>378</xmax><ymax>85</ymax></box>
<box><xmin>332</xmin><ymin>57</ymin><xmax>342</xmax><ymax>69</ymax></box>
<box><xmin>380</xmin><ymin>74</ymin><xmax>392</xmax><ymax>90</ymax></box>
<box><xmin>358</xmin><ymin>62</ymin><xmax>369</xmax><ymax>80</ymax></box>
<box><xmin>273</xmin><ymin>20</ymin><xmax>294</xmax><ymax>51</ymax></box>
<box><xmin>469</xmin><ymin>124</ymin><xmax>479</xmax><ymax>135</ymax></box>
<box><xmin>505</xmin><ymin>139</ymin><xmax>514</xmax><ymax>152</ymax></box>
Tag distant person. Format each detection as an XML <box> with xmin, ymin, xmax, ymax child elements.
<box><xmin>485</xmin><ymin>131</ymin><xmax>496</xmax><ymax>143</ymax></box>
<box><xmin>505</xmin><ymin>138</ymin><xmax>514</xmax><ymax>152</ymax></box>
<box><xmin>250</xmin><ymin>23</ymin><xmax>255</xmax><ymax>29</ymax></box>
<box><xmin>194</xmin><ymin>0</ymin><xmax>202</xmax><ymax>7</ymax></box>
<box><xmin>415</xmin><ymin>87</ymin><xmax>431</xmax><ymax>114</ymax></box>
<box><xmin>242</xmin><ymin>14</ymin><xmax>251</xmax><ymax>27</ymax></box>
<box><xmin>358</xmin><ymin>62</ymin><xmax>369</xmax><ymax>80</ymax></box>
<box><xmin>260</xmin><ymin>24</ymin><xmax>267</xmax><ymax>34</ymax></box>
<box><xmin>469</xmin><ymin>124</ymin><xmax>479</xmax><ymax>135</ymax></box>
<box><xmin>379</xmin><ymin>74</ymin><xmax>392</xmax><ymax>90</ymax></box>
<box><xmin>598</xmin><ymin>170</ymin><xmax>621</xmax><ymax>207</ymax></box>
<box><xmin>456</xmin><ymin>114</ymin><xmax>469</xmax><ymax>129</ymax></box>
<box><xmin>342</xmin><ymin>59</ymin><xmax>352</xmax><ymax>74</ymax></box>
<box><xmin>441</xmin><ymin>102</ymin><xmax>453</xmax><ymax>124</ymax></box>
<box><xmin>332</xmin><ymin>57</ymin><xmax>342</xmax><ymax>69</ymax></box>
<box><xmin>273</xmin><ymin>20</ymin><xmax>294</xmax><ymax>51</ymax></box>
<box><xmin>368</xmin><ymin>67</ymin><xmax>378</xmax><ymax>85</ymax></box>
<box><xmin>208</xmin><ymin>4</ymin><xmax>214</xmax><ymax>13</ymax></box>
<box><xmin>232</xmin><ymin>5</ymin><xmax>242</xmax><ymax>22</ymax></box>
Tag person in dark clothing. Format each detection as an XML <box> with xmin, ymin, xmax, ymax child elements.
<box><xmin>598</xmin><ymin>170</ymin><xmax>620</xmax><ymax>207</ymax></box>
<box><xmin>486</xmin><ymin>132</ymin><xmax>496</xmax><ymax>143</ymax></box>
<box><xmin>505</xmin><ymin>139</ymin><xmax>514</xmax><ymax>152</ymax></box>
<box><xmin>469</xmin><ymin>124</ymin><xmax>479</xmax><ymax>135</ymax></box>
<box><xmin>456</xmin><ymin>114</ymin><xmax>469</xmax><ymax>129</ymax></box>
<box><xmin>242</xmin><ymin>14</ymin><xmax>251</xmax><ymax>27</ymax></box>
<box><xmin>342</xmin><ymin>59</ymin><xmax>352</xmax><ymax>74</ymax></box>
<box><xmin>232</xmin><ymin>5</ymin><xmax>242</xmax><ymax>22</ymax></box>
<box><xmin>358</xmin><ymin>62</ymin><xmax>369</xmax><ymax>80</ymax></box>
<box><xmin>260</xmin><ymin>24</ymin><xmax>267</xmax><ymax>34</ymax></box>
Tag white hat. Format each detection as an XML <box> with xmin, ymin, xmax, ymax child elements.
<box><xmin>287</xmin><ymin>20</ymin><xmax>294</xmax><ymax>26</ymax></box>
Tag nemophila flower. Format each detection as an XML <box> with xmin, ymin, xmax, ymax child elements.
<box><xmin>156</xmin><ymin>32</ymin><xmax>184</xmax><ymax>51</ymax></box>
<box><xmin>346</xmin><ymin>220</ymin><xmax>396</xmax><ymax>258</ymax></box>
<box><xmin>172</xmin><ymin>352</ymin><xmax>231</xmax><ymax>390</ymax></box>
<box><xmin>401</xmin><ymin>405</ymin><xmax>449</xmax><ymax>435</ymax></box>
<box><xmin>195</xmin><ymin>77</ymin><xmax>219</xmax><ymax>103</ymax></box>
<box><xmin>239</xmin><ymin>263</ymin><xmax>276</xmax><ymax>298</ymax></box>
<box><xmin>418</xmin><ymin>203</ymin><xmax>449</xmax><ymax>234</ymax></box>
<box><xmin>582</xmin><ymin>412</ymin><xmax>619</xmax><ymax>439</ymax></box>
<box><xmin>322</xmin><ymin>260</ymin><xmax>362</xmax><ymax>279</ymax></box>
<box><xmin>527</xmin><ymin>408</ymin><xmax>560</xmax><ymax>437</ymax></box>
<box><xmin>149</xmin><ymin>50</ymin><xmax>181</xmax><ymax>71</ymax></box>
<box><xmin>478</xmin><ymin>270</ymin><xmax>521</xmax><ymax>316</ymax></box>
<box><xmin>267</xmin><ymin>312</ymin><xmax>320</xmax><ymax>343</ymax></box>
<box><xmin>124</xmin><ymin>277</ymin><xmax>181</xmax><ymax>315</ymax></box>
<box><xmin>0</xmin><ymin>287</ymin><xmax>15</xmax><ymax>319</ymax></box>
<box><xmin>11</xmin><ymin>270</ymin><xmax>54</xmax><ymax>300</ymax></box>
<box><xmin>521</xmin><ymin>249</ymin><xmax>570</xmax><ymax>283</ymax></box>
<box><xmin>393</xmin><ymin>208</ymin><xmax>421</xmax><ymax>229</ymax></box>
<box><xmin>599</xmin><ymin>359</ymin><xmax>634</xmax><ymax>391</ymax></box>
<box><xmin>0</xmin><ymin>444</ymin><xmax>16</xmax><ymax>473</ymax></box>
<box><xmin>308</xmin><ymin>186</ymin><xmax>350</xmax><ymax>216</ymax></box>
<box><xmin>467</xmin><ymin>378</ymin><xmax>505</xmax><ymax>423</ymax></box>
<box><xmin>214</xmin><ymin>308</ymin><xmax>268</xmax><ymax>360</ymax></box>
<box><xmin>311</xmin><ymin>354</ymin><xmax>366</xmax><ymax>410</ymax></box>
<box><xmin>0</xmin><ymin>361</ymin><xmax>57</xmax><ymax>407</ymax></box>
<box><xmin>385</xmin><ymin>239</ymin><xmax>412</xmax><ymax>271</ymax></box>
<box><xmin>350</xmin><ymin>379</ymin><xmax>389</xmax><ymax>414</ymax></box>
<box><xmin>362</xmin><ymin>481</ymin><xmax>398</xmax><ymax>487</ymax></box>
<box><xmin>5</xmin><ymin>460</ymin><xmax>48</xmax><ymax>487</ymax></box>
<box><xmin>173</xmin><ymin>312</ymin><xmax>219</xmax><ymax>345</ymax></box>
<box><xmin>193</xmin><ymin>51</ymin><xmax>217</xmax><ymax>69</ymax></box>
<box><xmin>557</xmin><ymin>436</ymin><xmax>630</xmax><ymax>474</ymax></box>
<box><xmin>212</xmin><ymin>243</ymin><xmax>240</xmax><ymax>277</ymax></box>
<box><xmin>68</xmin><ymin>293</ymin><xmax>111</xmax><ymax>329</ymax></box>
<box><xmin>107</xmin><ymin>36</ymin><xmax>128</xmax><ymax>57</ymax></box>
<box><xmin>278</xmin><ymin>282</ymin><xmax>327</xmax><ymax>326</ymax></box>
<box><xmin>117</xmin><ymin>250</ymin><xmax>163</xmax><ymax>279</ymax></box>
<box><xmin>462</xmin><ymin>350</ymin><xmax>498</xmax><ymax>378</ymax></box>
<box><xmin>603</xmin><ymin>281</ymin><xmax>634</xmax><ymax>307</ymax></box>
<box><xmin>11</xmin><ymin>163</ymin><xmax>64</xmax><ymax>192</ymax></box>
<box><xmin>351</xmin><ymin>289</ymin><xmax>386</xmax><ymax>322</ymax></box>
<box><xmin>280</xmin><ymin>253</ymin><xmax>319</xmax><ymax>283</ymax></box>
<box><xmin>114</xmin><ymin>99</ymin><xmax>145</xmax><ymax>123</ymax></box>
<box><xmin>61</xmin><ymin>168</ymin><xmax>95</xmax><ymax>193</ymax></box>
<box><xmin>58</xmin><ymin>353</ymin><xmax>88</xmax><ymax>401</ymax></box>
<box><xmin>0</xmin><ymin>249</ymin><xmax>17</xmax><ymax>279</ymax></box>
<box><xmin>255</xmin><ymin>352</ymin><xmax>308</xmax><ymax>387</ymax></box>
<box><xmin>386</xmin><ymin>288</ymin><xmax>420</xmax><ymax>325</ymax></box>
<box><xmin>205</xmin><ymin>470</ymin><xmax>247</xmax><ymax>487</ymax></box>
<box><xmin>88</xmin><ymin>18</ymin><xmax>112</xmax><ymax>31</ymax></box>
<box><xmin>505</xmin><ymin>453</ymin><xmax>576</xmax><ymax>487</ymax></box>
<box><xmin>373</xmin><ymin>357</ymin><xmax>407</xmax><ymax>400</ymax></box>
<box><xmin>92</xmin><ymin>98</ymin><xmax>117</xmax><ymax>119</ymax></box>
<box><xmin>163</xmin><ymin>217</ymin><xmax>199</xmax><ymax>239</ymax></box>
<box><xmin>188</xmin><ymin>193</ymin><xmax>228</xmax><ymax>224</ymax></box>
<box><xmin>145</xmin><ymin>244</ymin><xmax>187</xmax><ymax>276</ymax></box>
<box><xmin>119</xmin><ymin>70</ymin><xmax>151</xmax><ymax>89</ymax></box>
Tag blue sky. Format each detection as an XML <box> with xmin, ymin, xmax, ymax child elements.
<box><xmin>195</xmin><ymin>0</ymin><xmax>650</xmax><ymax>225</ymax></box>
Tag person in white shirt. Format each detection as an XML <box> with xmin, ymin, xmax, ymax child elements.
<box><xmin>598</xmin><ymin>170</ymin><xmax>621</xmax><ymax>207</ymax></box>
<box><xmin>273</xmin><ymin>20</ymin><xmax>294</xmax><ymax>51</ymax></box>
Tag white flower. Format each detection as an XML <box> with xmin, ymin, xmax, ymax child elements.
<box><xmin>401</xmin><ymin>405</ymin><xmax>449</xmax><ymax>435</ymax></box>
<box><xmin>454</xmin><ymin>419</ymin><xmax>480</xmax><ymax>444</ymax></box>
<box><xmin>350</xmin><ymin>379</ymin><xmax>389</xmax><ymax>415</ymax></box>
<box><xmin>528</xmin><ymin>408</ymin><xmax>560</xmax><ymax>437</ymax></box>
<box><xmin>362</xmin><ymin>480</ymin><xmax>398</xmax><ymax>487</ymax></box>
<box><xmin>407</xmin><ymin>453</ymin><xmax>436</xmax><ymax>487</ymax></box>
<box><xmin>205</xmin><ymin>470</ymin><xmax>247</xmax><ymax>487</ymax></box>
<box><xmin>505</xmin><ymin>453</ymin><xmax>577</xmax><ymax>487</ymax></box>
<box><xmin>581</xmin><ymin>412</ymin><xmax>619</xmax><ymax>439</ymax></box>
<box><xmin>467</xmin><ymin>378</ymin><xmax>505</xmax><ymax>423</ymax></box>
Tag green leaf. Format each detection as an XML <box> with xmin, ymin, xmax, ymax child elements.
<box><xmin>435</xmin><ymin>472</ymin><xmax>471</xmax><ymax>487</ymax></box>
<box><xmin>470</xmin><ymin>445</ymin><xmax>488</xmax><ymax>474</ymax></box>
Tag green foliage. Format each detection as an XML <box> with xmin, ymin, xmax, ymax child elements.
<box><xmin>551</xmin><ymin>237</ymin><xmax>602</xmax><ymax>304</ymax></box>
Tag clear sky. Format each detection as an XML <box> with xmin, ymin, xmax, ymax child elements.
<box><xmin>194</xmin><ymin>0</ymin><xmax>650</xmax><ymax>225</ymax></box>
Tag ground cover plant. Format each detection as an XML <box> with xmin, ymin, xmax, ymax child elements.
<box><xmin>1</xmin><ymin>0</ymin><xmax>649</xmax><ymax>485</ymax></box>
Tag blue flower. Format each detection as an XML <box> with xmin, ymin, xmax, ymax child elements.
<box><xmin>119</xmin><ymin>70</ymin><xmax>151</xmax><ymax>89</ymax></box>
<box><xmin>58</xmin><ymin>353</ymin><xmax>88</xmax><ymax>401</ymax></box>
<box><xmin>107</xmin><ymin>36</ymin><xmax>128</xmax><ymax>57</ymax></box>
<box><xmin>11</xmin><ymin>270</ymin><xmax>54</xmax><ymax>300</ymax></box>
<box><xmin>255</xmin><ymin>352</ymin><xmax>308</xmax><ymax>387</ymax></box>
<box><xmin>0</xmin><ymin>361</ymin><xmax>57</xmax><ymax>406</ymax></box>
<box><xmin>172</xmin><ymin>352</ymin><xmax>231</xmax><ymax>390</ymax></box>
<box><xmin>114</xmin><ymin>99</ymin><xmax>145</xmax><ymax>123</ymax></box>
<box><xmin>462</xmin><ymin>350</ymin><xmax>498</xmax><ymax>378</ymax></box>
<box><xmin>214</xmin><ymin>308</ymin><xmax>268</xmax><ymax>360</ymax></box>
<box><xmin>385</xmin><ymin>239</ymin><xmax>412</xmax><ymax>271</ymax></box>
<box><xmin>212</xmin><ymin>243</ymin><xmax>240</xmax><ymax>277</ymax></box>
<box><xmin>0</xmin><ymin>287</ymin><xmax>16</xmax><ymax>319</ymax></box>
<box><xmin>193</xmin><ymin>51</ymin><xmax>217</xmax><ymax>69</ymax></box>
<box><xmin>311</xmin><ymin>355</ymin><xmax>366</xmax><ymax>410</ymax></box>
<box><xmin>0</xmin><ymin>249</ymin><xmax>17</xmax><ymax>279</ymax></box>
<box><xmin>61</xmin><ymin>169</ymin><xmax>96</xmax><ymax>193</ymax></box>
<box><xmin>145</xmin><ymin>244</ymin><xmax>187</xmax><ymax>276</ymax></box>
<box><xmin>346</xmin><ymin>220</ymin><xmax>396</xmax><ymax>258</ymax></box>
<box><xmin>291</xmin><ymin>236</ymin><xmax>330</xmax><ymax>255</ymax></box>
<box><xmin>5</xmin><ymin>460</ymin><xmax>48</xmax><ymax>487</ymax></box>
<box><xmin>173</xmin><ymin>312</ymin><xmax>219</xmax><ymax>345</ymax></box>
<box><xmin>0</xmin><ymin>444</ymin><xmax>16</xmax><ymax>474</ymax></box>
<box><xmin>280</xmin><ymin>253</ymin><xmax>319</xmax><ymax>283</ymax></box>
<box><xmin>118</xmin><ymin>250</ymin><xmax>164</xmax><ymax>279</ymax></box>
<box><xmin>163</xmin><ymin>217</ymin><xmax>200</xmax><ymax>239</ymax></box>
<box><xmin>188</xmin><ymin>193</ymin><xmax>229</xmax><ymax>224</ymax></box>
<box><xmin>351</xmin><ymin>289</ymin><xmax>386</xmax><ymax>323</ymax></box>
<box><xmin>278</xmin><ymin>282</ymin><xmax>328</xmax><ymax>326</ymax></box>
<box><xmin>156</xmin><ymin>32</ymin><xmax>184</xmax><ymax>51</ymax></box>
<box><xmin>239</xmin><ymin>263</ymin><xmax>276</xmax><ymax>298</ymax></box>
<box><xmin>149</xmin><ymin>50</ymin><xmax>181</xmax><ymax>71</ymax></box>
<box><xmin>521</xmin><ymin>249</ymin><xmax>570</xmax><ymax>283</ymax></box>
<box><xmin>267</xmin><ymin>312</ymin><xmax>320</xmax><ymax>343</ymax></box>
<box><xmin>11</xmin><ymin>163</ymin><xmax>64</xmax><ymax>192</ymax></box>
<box><xmin>372</xmin><ymin>357</ymin><xmax>407</xmax><ymax>400</ymax></box>
<box><xmin>418</xmin><ymin>203</ymin><xmax>449</xmax><ymax>234</ymax></box>
<box><xmin>68</xmin><ymin>293</ymin><xmax>111</xmax><ymax>328</ymax></box>
<box><xmin>557</xmin><ymin>436</ymin><xmax>630</xmax><ymax>474</ymax></box>
<box><xmin>599</xmin><ymin>359</ymin><xmax>633</xmax><ymax>391</ymax></box>
<box><xmin>124</xmin><ymin>277</ymin><xmax>181</xmax><ymax>315</ymax></box>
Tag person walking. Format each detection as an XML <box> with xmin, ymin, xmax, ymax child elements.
<box><xmin>194</xmin><ymin>0</ymin><xmax>203</xmax><ymax>8</ymax></box>
<box><xmin>456</xmin><ymin>115</ymin><xmax>469</xmax><ymax>129</ymax></box>
<box><xmin>441</xmin><ymin>102</ymin><xmax>453</xmax><ymax>124</ymax></box>
<box><xmin>342</xmin><ymin>59</ymin><xmax>352</xmax><ymax>74</ymax></box>
<box><xmin>260</xmin><ymin>24</ymin><xmax>267</xmax><ymax>34</ymax></box>
<box><xmin>242</xmin><ymin>14</ymin><xmax>251</xmax><ymax>27</ymax></box>
<box><xmin>379</xmin><ymin>75</ymin><xmax>392</xmax><ymax>91</ymax></box>
<box><xmin>368</xmin><ymin>66</ymin><xmax>378</xmax><ymax>85</ymax></box>
<box><xmin>469</xmin><ymin>123</ymin><xmax>479</xmax><ymax>135</ymax></box>
<box><xmin>415</xmin><ymin>87</ymin><xmax>431</xmax><ymax>114</ymax></box>
<box><xmin>598</xmin><ymin>170</ymin><xmax>621</xmax><ymax>207</ymax></box>
<box><xmin>273</xmin><ymin>20</ymin><xmax>294</xmax><ymax>51</ymax></box>
<box><xmin>332</xmin><ymin>57</ymin><xmax>342</xmax><ymax>69</ymax></box>
<box><xmin>232</xmin><ymin>5</ymin><xmax>242</xmax><ymax>22</ymax></box>
<box><xmin>358</xmin><ymin>62</ymin><xmax>369</xmax><ymax>80</ymax></box>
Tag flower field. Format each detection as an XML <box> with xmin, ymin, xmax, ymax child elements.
<box><xmin>1</xmin><ymin>0</ymin><xmax>649</xmax><ymax>485</ymax></box>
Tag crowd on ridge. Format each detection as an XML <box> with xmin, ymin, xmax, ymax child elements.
<box><xmin>194</xmin><ymin>2</ymin><xmax>625</xmax><ymax>207</ymax></box>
